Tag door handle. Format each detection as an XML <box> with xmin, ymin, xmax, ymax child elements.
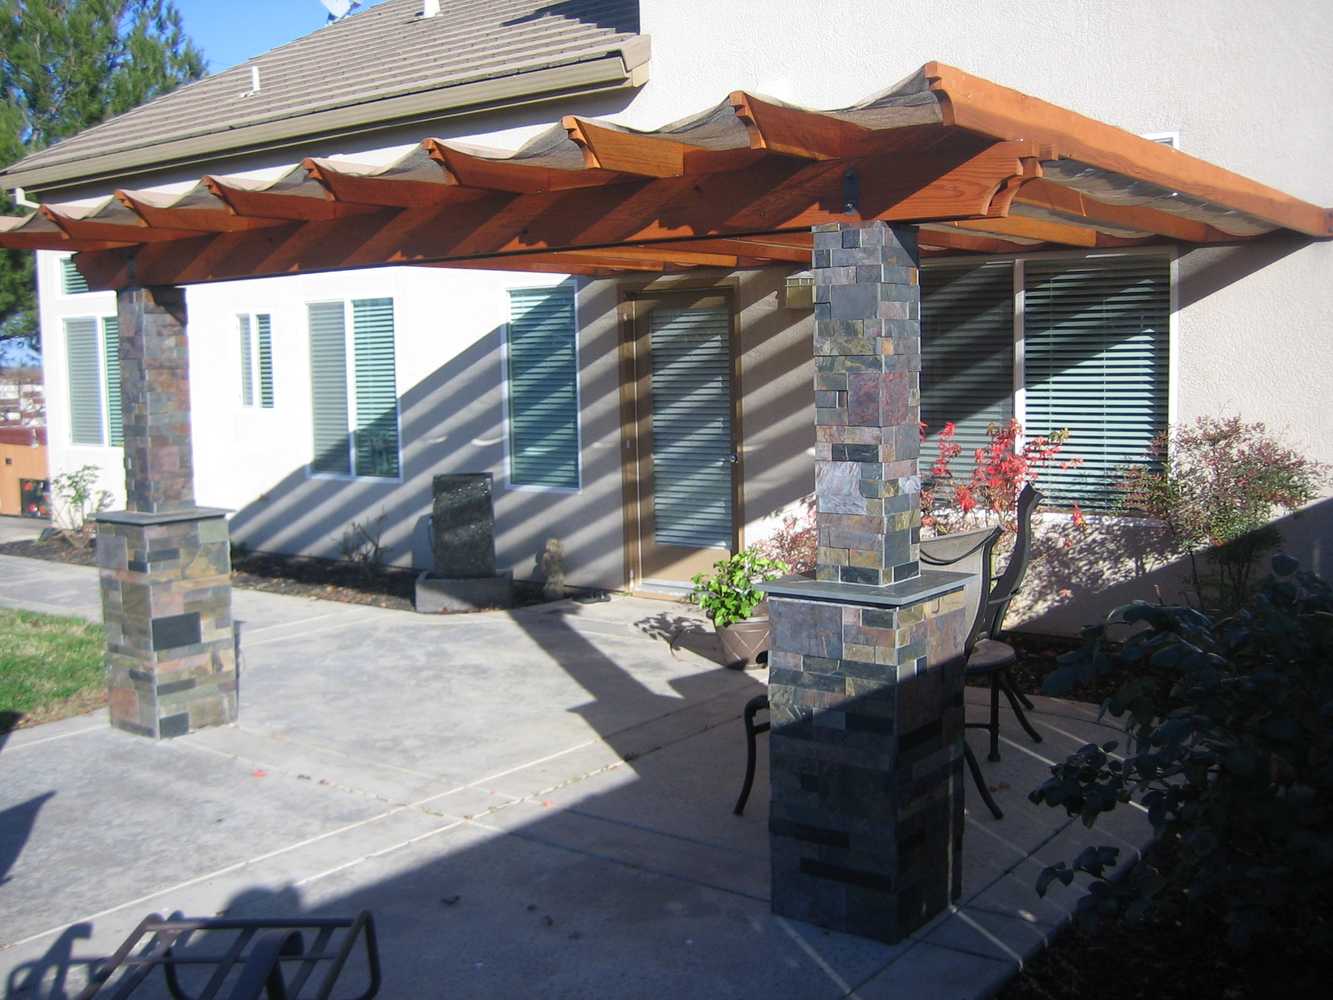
<box><xmin>729</xmin><ymin>453</ymin><xmax>739</xmax><ymax>464</ymax></box>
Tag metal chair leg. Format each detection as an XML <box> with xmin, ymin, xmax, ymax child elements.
<box><xmin>963</xmin><ymin>741</ymin><xmax>1003</xmax><ymax>819</ymax></box>
<box><xmin>988</xmin><ymin>674</ymin><xmax>1002</xmax><ymax>762</ymax></box>
<box><xmin>1000</xmin><ymin>672</ymin><xmax>1043</xmax><ymax>743</ymax></box>
<box><xmin>1016</xmin><ymin>688</ymin><xmax>1036</xmax><ymax>711</ymax></box>
<box><xmin>734</xmin><ymin>695</ymin><xmax>769</xmax><ymax>816</ymax></box>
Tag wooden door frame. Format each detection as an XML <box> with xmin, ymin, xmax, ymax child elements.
<box><xmin>616</xmin><ymin>276</ymin><xmax>746</xmax><ymax>593</ymax></box>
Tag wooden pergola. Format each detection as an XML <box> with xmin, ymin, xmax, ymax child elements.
<box><xmin>2</xmin><ymin>63</ymin><xmax>1328</xmax><ymax>282</ymax></box>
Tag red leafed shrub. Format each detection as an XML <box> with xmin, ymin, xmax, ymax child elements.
<box><xmin>754</xmin><ymin>495</ymin><xmax>817</xmax><ymax>574</ymax></box>
<box><xmin>921</xmin><ymin>418</ymin><xmax>1082</xmax><ymax>540</ymax></box>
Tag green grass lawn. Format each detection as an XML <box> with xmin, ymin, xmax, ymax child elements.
<box><xmin>0</xmin><ymin>608</ymin><xmax>105</xmax><ymax>731</ymax></box>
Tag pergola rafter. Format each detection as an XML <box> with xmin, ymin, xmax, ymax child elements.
<box><xmin>0</xmin><ymin>62</ymin><xmax>1325</xmax><ymax>289</ymax></box>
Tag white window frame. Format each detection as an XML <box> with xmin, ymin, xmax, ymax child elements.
<box><xmin>921</xmin><ymin>247</ymin><xmax>1177</xmax><ymax>507</ymax></box>
<box><xmin>237</xmin><ymin>312</ymin><xmax>275</xmax><ymax>410</ymax></box>
<box><xmin>305</xmin><ymin>298</ymin><xmax>403</xmax><ymax>484</ymax></box>
<box><xmin>501</xmin><ymin>282</ymin><xmax>584</xmax><ymax>494</ymax></box>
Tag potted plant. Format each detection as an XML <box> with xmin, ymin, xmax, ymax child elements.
<box><xmin>689</xmin><ymin>548</ymin><xmax>789</xmax><ymax>669</ymax></box>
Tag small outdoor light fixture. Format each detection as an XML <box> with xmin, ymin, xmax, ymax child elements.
<box><xmin>842</xmin><ymin>168</ymin><xmax>860</xmax><ymax>215</ymax></box>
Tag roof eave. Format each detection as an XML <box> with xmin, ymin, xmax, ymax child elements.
<box><xmin>2</xmin><ymin>41</ymin><xmax>651</xmax><ymax>196</ymax></box>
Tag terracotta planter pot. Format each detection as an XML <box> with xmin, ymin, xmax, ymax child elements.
<box><xmin>715</xmin><ymin>611</ymin><xmax>771</xmax><ymax>670</ymax></box>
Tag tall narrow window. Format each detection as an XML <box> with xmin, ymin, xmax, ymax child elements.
<box><xmin>920</xmin><ymin>264</ymin><xmax>1014</xmax><ymax>482</ymax></box>
<box><xmin>66</xmin><ymin>318</ymin><xmax>104</xmax><ymax>445</ymax></box>
<box><xmin>352</xmin><ymin>298</ymin><xmax>399</xmax><ymax>479</ymax></box>
<box><xmin>239</xmin><ymin>315</ymin><xmax>255</xmax><ymax>406</ymax></box>
<box><xmin>308</xmin><ymin>302</ymin><xmax>351</xmax><ymax>476</ymax></box>
<box><xmin>307</xmin><ymin>299</ymin><xmax>398</xmax><ymax>478</ymax></box>
<box><xmin>103</xmin><ymin>316</ymin><xmax>122</xmax><ymax>446</ymax></box>
<box><xmin>1023</xmin><ymin>257</ymin><xmax>1170</xmax><ymax>507</ymax></box>
<box><xmin>506</xmin><ymin>286</ymin><xmax>580</xmax><ymax>490</ymax></box>
<box><xmin>257</xmin><ymin>314</ymin><xmax>274</xmax><ymax>408</ymax></box>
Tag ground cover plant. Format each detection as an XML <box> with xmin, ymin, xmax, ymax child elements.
<box><xmin>0</xmin><ymin>607</ymin><xmax>105</xmax><ymax>730</ymax></box>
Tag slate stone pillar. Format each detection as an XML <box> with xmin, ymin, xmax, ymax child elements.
<box><xmin>764</xmin><ymin>222</ymin><xmax>971</xmax><ymax>943</ymax></box>
<box><xmin>95</xmin><ymin>286</ymin><xmax>237</xmax><ymax>739</ymax></box>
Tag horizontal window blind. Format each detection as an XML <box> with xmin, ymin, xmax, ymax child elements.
<box><xmin>308</xmin><ymin>302</ymin><xmax>351</xmax><ymax>476</ymax></box>
<box><xmin>648</xmin><ymin>305</ymin><xmax>733</xmax><ymax>549</ymax></box>
<box><xmin>257</xmin><ymin>314</ymin><xmax>274</xmax><ymax>408</ymax></box>
<box><xmin>239</xmin><ymin>315</ymin><xmax>255</xmax><ymax>406</ymax></box>
<box><xmin>1023</xmin><ymin>257</ymin><xmax>1170</xmax><ymax>508</ymax></box>
<box><xmin>65</xmin><ymin>318</ymin><xmax>104</xmax><ymax>446</ymax></box>
<box><xmin>507</xmin><ymin>286</ymin><xmax>580</xmax><ymax>489</ymax></box>
<box><xmin>920</xmin><ymin>264</ymin><xmax>1015</xmax><ymax>483</ymax></box>
<box><xmin>352</xmin><ymin>298</ymin><xmax>399</xmax><ymax>479</ymax></box>
<box><xmin>103</xmin><ymin>316</ymin><xmax>122</xmax><ymax>447</ymax></box>
<box><xmin>61</xmin><ymin>258</ymin><xmax>89</xmax><ymax>294</ymax></box>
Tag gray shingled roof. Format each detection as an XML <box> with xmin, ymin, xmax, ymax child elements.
<box><xmin>2</xmin><ymin>0</ymin><xmax>646</xmax><ymax>192</ymax></box>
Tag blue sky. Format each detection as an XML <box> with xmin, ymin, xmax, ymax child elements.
<box><xmin>174</xmin><ymin>1</ymin><xmax>390</xmax><ymax>73</ymax></box>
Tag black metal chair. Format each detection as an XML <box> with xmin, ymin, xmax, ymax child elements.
<box><xmin>732</xmin><ymin>484</ymin><xmax>1045</xmax><ymax>820</ymax></box>
<box><xmin>922</xmin><ymin>482</ymin><xmax>1046</xmax><ymax>819</ymax></box>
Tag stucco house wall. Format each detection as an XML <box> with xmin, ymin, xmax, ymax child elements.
<box><xmin>34</xmin><ymin>0</ymin><xmax>1333</xmax><ymax>628</ymax></box>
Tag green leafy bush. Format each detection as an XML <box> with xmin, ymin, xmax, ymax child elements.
<box><xmin>688</xmin><ymin>549</ymin><xmax>788</xmax><ymax>629</ymax></box>
<box><xmin>1031</xmin><ymin>555</ymin><xmax>1333</xmax><ymax>952</ymax></box>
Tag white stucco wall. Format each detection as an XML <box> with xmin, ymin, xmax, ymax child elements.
<box><xmin>33</xmin><ymin>0</ymin><xmax>1333</xmax><ymax>614</ymax></box>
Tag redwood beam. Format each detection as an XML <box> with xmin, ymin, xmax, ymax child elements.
<box><xmin>115</xmin><ymin>191</ymin><xmax>287</xmax><ymax>233</ymax></box>
<box><xmin>203</xmin><ymin>177</ymin><xmax>380</xmax><ymax>222</ymax></box>
<box><xmin>41</xmin><ymin>206</ymin><xmax>201</xmax><ymax>244</ymax></box>
<box><xmin>730</xmin><ymin>91</ymin><xmax>878</xmax><ymax>160</ymax></box>
<box><xmin>1012</xmin><ymin>177</ymin><xmax>1234</xmax><ymax>242</ymax></box>
<box><xmin>563</xmin><ymin>116</ymin><xmax>764</xmax><ymax>177</ymax></box>
<box><xmin>71</xmin><ymin>142</ymin><xmax>1034</xmax><ymax>289</ymax></box>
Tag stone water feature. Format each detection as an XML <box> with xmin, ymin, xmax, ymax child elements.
<box><xmin>414</xmin><ymin>473</ymin><xmax>513</xmax><ymax>613</ymax></box>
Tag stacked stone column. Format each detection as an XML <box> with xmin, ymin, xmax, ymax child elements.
<box><xmin>96</xmin><ymin>286</ymin><xmax>237</xmax><ymax>738</ymax></box>
<box><xmin>764</xmin><ymin>222</ymin><xmax>970</xmax><ymax>943</ymax></box>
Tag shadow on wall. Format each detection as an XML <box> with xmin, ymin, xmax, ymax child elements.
<box><xmin>1015</xmin><ymin>495</ymin><xmax>1333</xmax><ymax>635</ymax></box>
<box><xmin>226</xmin><ymin>267</ymin><xmax>819</xmax><ymax>590</ymax></box>
<box><xmin>502</xmin><ymin>0</ymin><xmax>640</xmax><ymax>33</ymax></box>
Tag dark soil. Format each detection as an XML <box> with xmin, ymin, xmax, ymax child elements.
<box><xmin>0</xmin><ymin>534</ymin><xmax>559</xmax><ymax>612</ymax></box>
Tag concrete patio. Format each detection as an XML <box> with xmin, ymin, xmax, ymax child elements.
<box><xmin>0</xmin><ymin>555</ymin><xmax>1145</xmax><ymax>999</ymax></box>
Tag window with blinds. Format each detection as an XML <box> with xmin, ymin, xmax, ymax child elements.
<box><xmin>239</xmin><ymin>315</ymin><xmax>255</xmax><ymax>406</ymax></box>
<box><xmin>103</xmin><ymin>316</ymin><xmax>122</xmax><ymax>446</ymax></box>
<box><xmin>506</xmin><ymin>286</ymin><xmax>580</xmax><ymax>490</ymax></box>
<box><xmin>307</xmin><ymin>300</ymin><xmax>398</xmax><ymax>478</ymax></box>
<box><xmin>239</xmin><ymin>314</ymin><xmax>275</xmax><ymax>409</ymax></box>
<box><xmin>352</xmin><ymin>298</ymin><xmax>399</xmax><ymax>479</ymax></box>
<box><xmin>308</xmin><ymin>302</ymin><xmax>351</xmax><ymax>476</ymax></box>
<box><xmin>918</xmin><ymin>254</ymin><xmax>1170</xmax><ymax>509</ymax></box>
<box><xmin>920</xmin><ymin>264</ymin><xmax>1014</xmax><ymax>483</ymax></box>
<box><xmin>257</xmin><ymin>314</ymin><xmax>274</xmax><ymax>408</ymax></box>
<box><xmin>65</xmin><ymin>318</ymin><xmax>105</xmax><ymax>445</ymax></box>
<box><xmin>61</xmin><ymin>258</ymin><xmax>89</xmax><ymax>295</ymax></box>
<box><xmin>1023</xmin><ymin>257</ymin><xmax>1170</xmax><ymax>508</ymax></box>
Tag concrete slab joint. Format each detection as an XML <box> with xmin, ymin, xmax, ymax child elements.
<box><xmin>766</xmin><ymin>221</ymin><xmax>969</xmax><ymax>944</ymax></box>
<box><xmin>97</xmin><ymin>286</ymin><xmax>237</xmax><ymax>739</ymax></box>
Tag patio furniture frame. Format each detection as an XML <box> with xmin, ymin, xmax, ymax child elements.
<box><xmin>74</xmin><ymin>912</ymin><xmax>381</xmax><ymax>1000</ymax></box>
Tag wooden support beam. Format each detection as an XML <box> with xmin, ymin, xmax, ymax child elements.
<box><xmin>946</xmin><ymin>216</ymin><xmax>1099</xmax><ymax>247</ymax></box>
<box><xmin>303</xmin><ymin>158</ymin><xmax>466</xmax><ymax>209</ymax></box>
<box><xmin>916</xmin><ymin>227</ymin><xmax>1034</xmax><ymax>255</ymax></box>
<box><xmin>565</xmin><ymin>246</ymin><xmax>738</xmax><ymax>268</ymax></box>
<box><xmin>204</xmin><ymin>177</ymin><xmax>380</xmax><ymax>222</ymax></box>
<box><xmin>39</xmin><ymin>205</ymin><xmax>203</xmax><ymax>244</ymax></box>
<box><xmin>926</xmin><ymin>61</ymin><xmax>1332</xmax><ymax>236</ymax></box>
<box><xmin>730</xmin><ymin>92</ymin><xmax>877</xmax><ymax>160</ymax></box>
<box><xmin>423</xmin><ymin>139</ymin><xmax>617</xmax><ymax>194</ymax></box>
<box><xmin>638</xmin><ymin>237</ymin><xmax>810</xmax><ymax>263</ymax></box>
<box><xmin>67</xmin><ymin>142</ymin><xmax>1034</xmax><ymax>289</ymax></box>
<box><xmin>1012</xmin><ymin>177</ymin><xmax>1233</xmax><ymax>243</ymax></box>
<box><xmin>428</xmin><ymin>253</ymin><xmax>664</xmax><ymax>276</ymax></box>
<box><xmin>563</xmin><ymin>116</ymin><xmax>761</xmax><ymax>177</ymax></box>
<box><xmin>115</xmin><ymin>191</ymin><xmax>287</xmax><ymax>233</ymax></box>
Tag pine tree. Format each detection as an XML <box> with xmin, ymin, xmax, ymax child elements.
<box><xmin>0</xmin><ymin>1</ymin><xmax>205</xmax><ymax>354</ymax></box>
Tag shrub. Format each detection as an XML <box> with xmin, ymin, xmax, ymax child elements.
<box><xmin>1121</xmin><ymin>416</ymin><xmax>1326</xmax><ymax>612</ymax></box>
<box><xmin>338</xmin><ymin>511</ymin><xmax>386</xmax><ymax>581</ymax></box>
<box><xmin>1031</xmin><ymin>555</ymin><xmax>1333</xmax><ymax>952</ymax></box>
<box><xmin>754</xmin><ymin>496</ymin><xmax>817</xmax><ymax>575</ymax></box>
<box><xmin>689</xmin><ymin>548</ymin><xmax>788</xmax><ymax>629</ymax></box>
<box><xmin>51</xmin><ymin>464</ymin><xmax>113</xmax><ymax>534</ymax></box>
<box><xmin>921</xmin><ymin>418</ymin><xmax>1084</xmax><ymax>538</ymax></box>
